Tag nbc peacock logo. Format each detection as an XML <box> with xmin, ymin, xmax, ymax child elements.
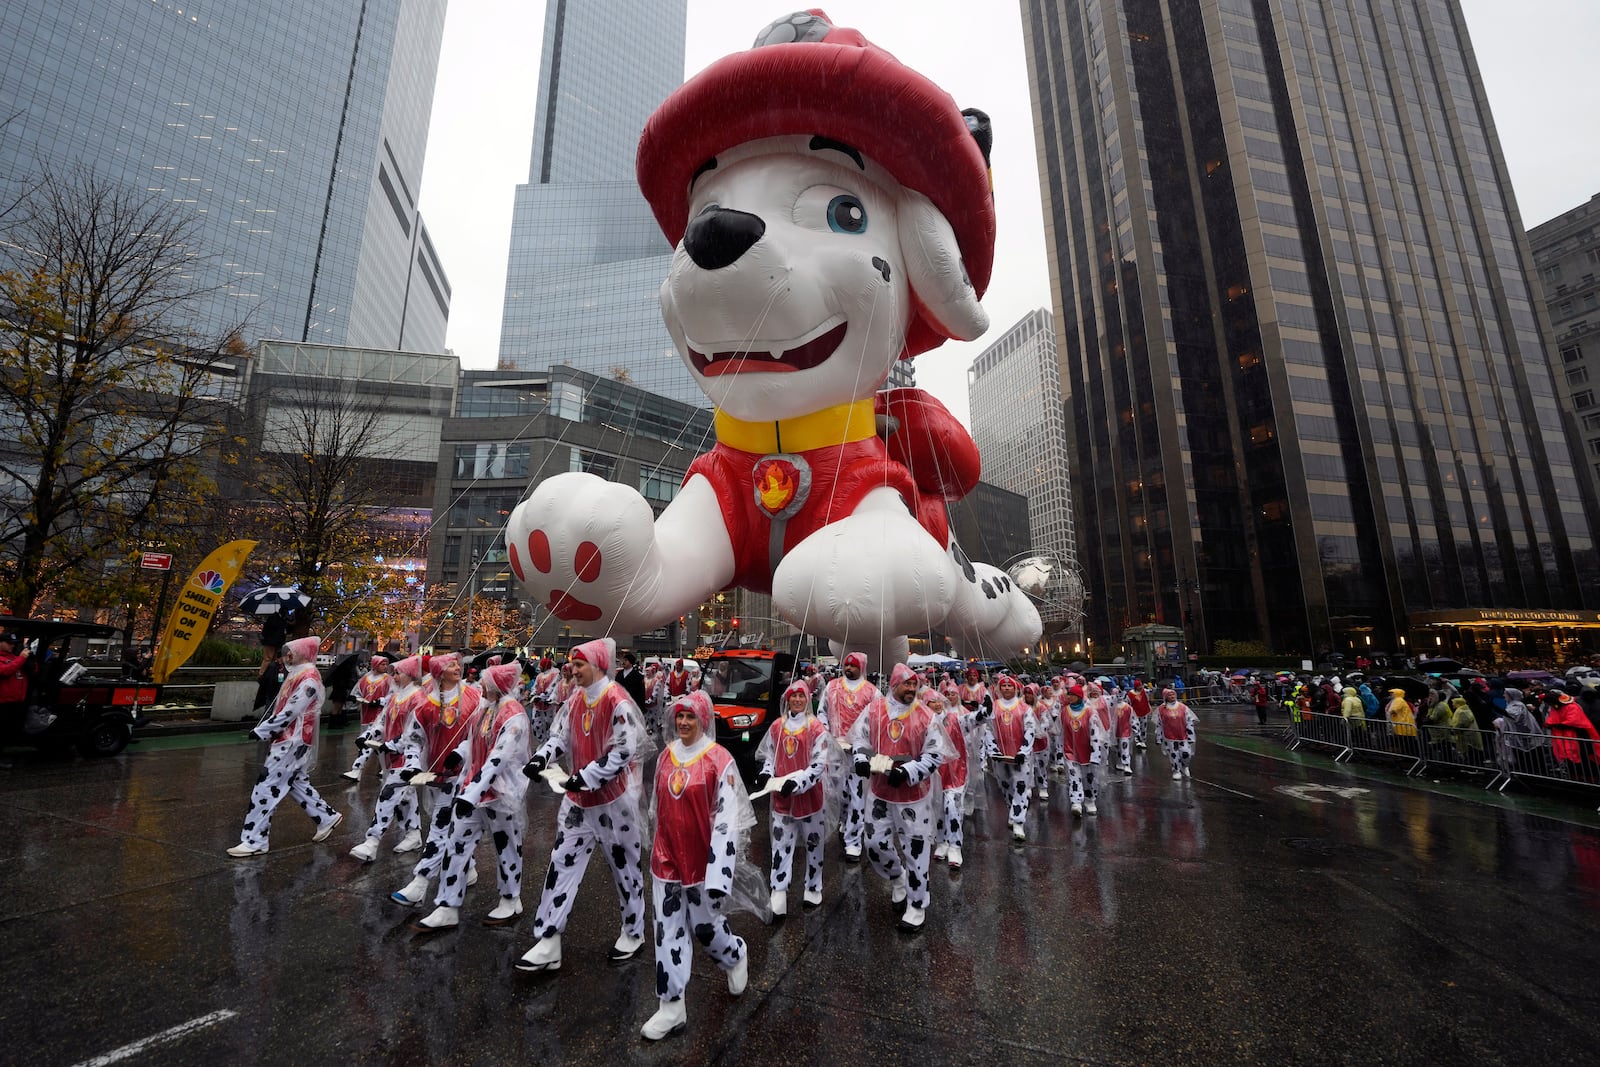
<box><xmin>193</xmin><ymin>570</ymin><xmax>226</xmax><ymax>594</ymax></box>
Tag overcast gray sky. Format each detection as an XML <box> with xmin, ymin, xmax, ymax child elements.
<box><xmin>419</xmin><ymin>1</ymin><xmax>1600</xmax><ymax>428</ymax></box>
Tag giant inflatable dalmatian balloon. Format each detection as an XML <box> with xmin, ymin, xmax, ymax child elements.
<box><xmin>506</xmin><ymin>10</ymin><xmax>1042</xmax><ymax>667</ymax></box>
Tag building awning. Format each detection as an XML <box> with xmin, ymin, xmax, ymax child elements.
<box><xmin>1409</xmin><ymin>608</ymin><xmax>1600</xmax><ymax>628</ymax></box>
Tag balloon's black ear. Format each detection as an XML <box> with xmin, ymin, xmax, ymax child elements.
<box><xmin>962</xmin><ymin>108</ymin><xmax>993</xmax><ymax>167</ymax></box>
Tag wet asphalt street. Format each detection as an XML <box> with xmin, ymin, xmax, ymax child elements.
<box><xmin>2</xmin><ymin>705</ymin><xmax>1598</xmax><ymax>1066</ymax></box>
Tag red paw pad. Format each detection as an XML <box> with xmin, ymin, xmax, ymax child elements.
<box><xmin>527</xmin><ymin>530</ymin><xmax>551</xmax><ymax>573</ymax></box>
<box><xmin>547</xmin><ymin>591</ymin><xmax>602</xmax><ymax>622</ymax></box>
<box><xmin>507</xmin><ymin>541</ymin><xmax>525</xmax><ymax>582</ymax></box>
<box><xmin>574</xmin><ymin>541</ymin><xmax>603</xmax><ymax>583</ymax></box>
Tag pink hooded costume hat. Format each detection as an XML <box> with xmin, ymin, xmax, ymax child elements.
<box><xmin>285</xmin><ymin>637</ymin><xmax>321</xmax><ymax>665</ymax></box>
<box><xmin>391</xmin><ymin>655</ymin><xmax>424</xmax><ymax>682</ymax></box>
<box><xmin>673</xmin><ymin>690</ymin><xmax>716</xmax><ymax>733</ymax></box>
<box><xmin>570</xmin><ymin>637</ymin><xmax>616</xmax><ymax>678</ymax></box>
<box><xmin>482</xmin><ymin>662</ymin><xmax>522</xmax><ymax>697</ymax></box>
<box><xmin>843</xmin><ymin>652</ymin><xmax>869</xmax><ymax>674</ymax></box>
<box><xmin>782</xmin><ymin>679</ymin><xmax>812</xmax><ymax>714</ymax></box>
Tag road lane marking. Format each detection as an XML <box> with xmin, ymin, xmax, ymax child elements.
<box><xmin>72</xmin><ymin>1010</ymin><xmax>238</xmax><ymax>1067</ymax></box>
<box><xmin>1276</xmin><ymin>783</ymin><xmax>1370</xmax><ymax>803</ymax></box>
<box><xmin>1192</xmin><ymin>777</ymin><xmax>1256</xmax><ymax>799</ymax></box>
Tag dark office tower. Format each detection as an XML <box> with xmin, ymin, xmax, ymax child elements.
<box><xmin>0</xmin><ymin>1</ymin><xmax>451</xmax><ymax>353</ymax></box>
<box><xmin>497</xmin><ymin>1</ymin><xmax>695</xmax><ymax>404</ymax></box>
<box><xmin>1022</xmin><ymin>0</ymin><xmax>1597</xmax><ymax>660</ymax></box>
<box><xmin>1529</xmin><ymin>194</ymin><xmax>1600</xmax><ymax>536</ymax></box>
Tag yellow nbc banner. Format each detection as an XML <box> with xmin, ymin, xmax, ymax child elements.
<box><xmin>151</xmin><ymin>539</ymin><xmax>258</xmax><ymax>684</ymax></box>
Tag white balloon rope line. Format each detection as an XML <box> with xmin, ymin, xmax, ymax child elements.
<box><xmin>415</xmin><ymin>394</ymin><xmax>601</xmax><ymax>648</ymax></box>
<box><xmin>317</xmin><ymin>391</ymin><xmax>568</xmax><ymax>641</ymax></box>
<box><xmin>786</xmin><ymin>281</ymin><xmax>883</xmax><ymax>666</ymax></box>
<box><xmin>575</xmin><ymin>284</ymin><xmax>787</xmax><ymax>649</ymax></box>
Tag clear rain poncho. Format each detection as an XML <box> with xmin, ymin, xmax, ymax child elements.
<box><xmin>647</xmin><ymin>693</ymin><xmax>771</xmax><ymax>924</ymax></box>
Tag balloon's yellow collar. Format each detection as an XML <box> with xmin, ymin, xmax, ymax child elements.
<box><xmin>714</xmin><ymin>399</ymin><xmax>876</xmax><ymax>455</ymax></box>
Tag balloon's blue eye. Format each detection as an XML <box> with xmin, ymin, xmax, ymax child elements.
<box><xmin>827</xmin><ymin>195</ymin><xmax>867</xmax><ymax>235</ymax></box>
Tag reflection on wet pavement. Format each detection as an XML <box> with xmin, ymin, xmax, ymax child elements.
<box><xmin>1</xmin><ymin>712</ymin><xmax>1597</xmax><ymax>1064</ymax></box>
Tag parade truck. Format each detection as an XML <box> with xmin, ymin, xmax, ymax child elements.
<box><xmin>0</xmin><ymin>617</ymin><xmax>160</xmax><ymax>758</ymax></box>
<box><xmin>700</xmin><ymin>647</ymin><xmax>796</xmax><ymax>781</ymax></box>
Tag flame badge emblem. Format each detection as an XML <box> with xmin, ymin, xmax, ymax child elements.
<box><xmin>751</xmin><ymin>453</ymin><xmax>812</xmax><ymax>520</ymax></box>
<box><xmin>581</xmin><ymin>705</ymin><xmax>594</xmax><ymax>734</ymax></box>
<box><xmin>668</xmin><ymin>765</ymin><xmax>689</xmax><ymax>798</ymax></box>
<box><xmin>783</xmin><ymin>734</ymin><xmax>798</xmax><ymax>758</ymax></box>
<box><xmin>887</xmin><ymin>718</ymin><xmax>905</xmax><ymax>744</ymax></box>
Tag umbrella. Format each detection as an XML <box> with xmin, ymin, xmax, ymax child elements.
<box><xmin>238</xmin><ymin>586</ymin><xmax>312</xmax><ymax>616</ymax></box>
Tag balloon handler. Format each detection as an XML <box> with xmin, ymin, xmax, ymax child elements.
<box><xmin>506</xmin><ymin>9</ymin><xmax>1042</xmax><ymax>673</ymax></box>
<box><xmin>228</xmin><ymin>637</ymin><xmax>342</xmax><ymax>857</ymax></box>
<box><xmin>640</xmin><ymin>691</ymin><xmax>767</xmax><ymax>1041</ymax></box>
<box><xmin>754</xmin><ymin>680</ymin><xmax>831</xmax><ymax>916</ymax></box>
<box><xmin>415</xmin><ymin>662</ymin><xmax>532</xmax><ymax>931</ymax></box>
<box><xmin>848</xmin><ymin>662</ymin><xmax>952</xmax><ymax>931</ymax></box>
<box><xmin>515</xmin><ymin>638</ymin><xmax>654</xmax><ymax>974</ymax></box>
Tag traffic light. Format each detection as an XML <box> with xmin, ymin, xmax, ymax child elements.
<box><xmin>731</xmin><ymin>617</ymin><xmax>740</xmax><ymax>629</ymax></box>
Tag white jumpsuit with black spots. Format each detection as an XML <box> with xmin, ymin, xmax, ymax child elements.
<box><xmin>821</xmin><ymin>676</ymin><xmax>877</xmax><ymax>854</ymax></box>
<box><xmin>935</xmin><ymin>707</ymin><xmax>982</xmax><ymax>851</ymax></box>
<box><xmin>1028</xmin><ymin>699</ymin><xmax>1056</xmax><ymax>795</ymax></box>
<box><xmin>650</xmin><ymin>739</ymin><xmax>746</xmax><ymax>1004</ymax></box>
<box><xmin>981</xmin><ymin>698</ymin><xmax>1035</xmax><ymax>829</ymax></box>
<box><xmin>434</xmin><ymin>699</ymin><xmax>531</xmax><ymax>908</ymax></box>
<box><xmin>529</xmin><ymin>681</ymin><xmax>647</xmax><ymax>944</ymax></box>
<box><xmin>237</xmin><ymin>667</ymin><xmax>339</xmax><ymax>850</ymax></box>
<box><xmin>1158</xmin><ymin>702</ymin><xmax>1199</xmax><ymax>775</ymax></box>
<box><xmin>360</xmin><ymin>683</ymin><xmax>426</xmax><ymax>847</ymax></box>
<box><xmin>757</xmin><ymin>716</ymin><xmax>829</xmax><ymax>897</ymax></box>
<box><xmin>849</xmin><ymin>699</ymin><xmax>945</xmax><ymax>913</ymax></box>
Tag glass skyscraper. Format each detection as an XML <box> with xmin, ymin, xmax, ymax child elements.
<box><xmin>496</xmin><ymin>0</ymin><xmax>696</xmax><ymax>406</ymax></box>
<box><xmin>1023</xmin><ymin>0</ymin><xmax>1598</xmax><ymax>660</ymax></box>
<box><xmin>0</xmin><ymin>0</ymin><xmax>451</xmax><ymax>353</ymax></box>
<box><xmin>967</xmin><ymin>309</ymin><xmax>1080</xmax><ymax>630</ymax></box>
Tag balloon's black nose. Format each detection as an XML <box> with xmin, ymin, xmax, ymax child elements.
<box><xmin>683</xmin><ymin>207</ymin><xmax>765</xmax><ymax>270</ymax></box>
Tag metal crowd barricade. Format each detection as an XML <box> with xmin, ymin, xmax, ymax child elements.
<box><xmin>1491</xmin><ymin>728</ymin><xmax>1600</xmax><ymax>795</ymax></box>
<box><xmin>1417</xmin><ymin>720</ymin><xmax>1502</xmax><ymax>789</ymax></box>
<box><xmin>1281</xmin><ymin>706</ymin><xmax>1600</xmax><ymax>803</ymax></box>
<box><xmin>1321</xmin><ymin>709</ymin><xmax>1426</xmax><ymax>775</ymax></box>
<box><xmin>1287</xmin><ymin>710</ymin><xmax>1353</xmax><ymax>762</ymax></box>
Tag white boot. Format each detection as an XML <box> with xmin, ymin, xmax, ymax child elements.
<box><xmin>393</xmin><ymin>829</ymin><xmax>423</xmax><ymax>854</ymax></box>
<box><xmin>341</xmin><ymin>769</ymin><xmax>361</xmax><ymax>781</ymax></box>
<box><xmin>484</xmin><ymin>897</ymin><xmax>522</xmax><ymax>926</ymax></box>
<box><xmin>898</xmin><ymin>904</ymin><xmax>926</xmax><ymax>930</ymax></box>
<box><xmin>390</xmin><ymin>875</ymin><xmax>430</xmax><ymax>907</ymax></box>
<box><xmin>890</xmin><ymin>874</ymin><xmax>908</xmax><ymax>906</ymax></box>
<box><xmin>1038</xmin><ymin>786</ymin><xmax>1049</xmax><ymax>799</ymax></box>
<box><xmin>466</xmin><ymin>861</ymin><xmax>478</xmax><ymax>887</ymax></box>
<box><xmin>933</xmin><ymin>842</ymin><xmax>948</xmax><ymax>860</ymax></box>
<box><xmin>844</xmin><ymin>843</ymin><xmax>861</xmax><ymax>862</ymax></box>
<box><xmin>727</xmin><ymin>940</ymin><xmax>749</xmax><ymax>995</ymax></box>
<box><xmin>1071</xmin><ymin>802</ymin><xmax>1083</xmax><ymax>817</ymax></box>
<box><xmin>641</xmin><ymin>998</ymin><xmax>687</xmax><ymax>1040</ymax></box>
<box><xmin>1086</xmin><ymin>800</ymin><xmax>1098</xmax><ymax>815</ymax></box>
<box><xmin>769</xmin><ymin>889</ymin><xmax>787</xmax><ymax>917</ymax></box>
<box><xmin>803</xmin><ymin>887</ymin><xmax>823</xmax><ymax>907</ymax></box>
<box><xmin>416</xmin><ymin>905</ymin><xmax>458</xmax><ymax>930</ymax></box>
<box><xmin>610</xmin><ymin>930</ymin><xmax>646</xmax><ymax>961</ymax></box>
<box><xmin>1011</xmin><ymin>823</ymin><xmax>1025</xmax><ymax>842</ymax></box>
<box><xmin>226</xmin><ymin>842</ymin><xmax>266</xmax><ymax>858</ymax></box>
<box><xmin>516</xmin><ymin>934</ymin><xmax>562</xmax><ymax>972</ymax></box>
<box><xmin>312</xmin><ymin>811</ymin><xmax>343</xmax><ymax>842</ymax></box>
<box><xmin>1171</xmin><ymin>769</ymin><xmax>1182</xmax><ymax>780</ymax></box>
<box><xmin>1183</xmin><ymin>765</ymin><xmax>1192</xmax><ymax>778</ymax></box>
<box><xmin>947</xmin><ymin>846</ymin><xmax>963</xmax><ymax>869</ymax></box>
<box><xmin>349</xmin><ymin>839</ymin><xmax>379</xmax><ymax>863</ymax></box>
